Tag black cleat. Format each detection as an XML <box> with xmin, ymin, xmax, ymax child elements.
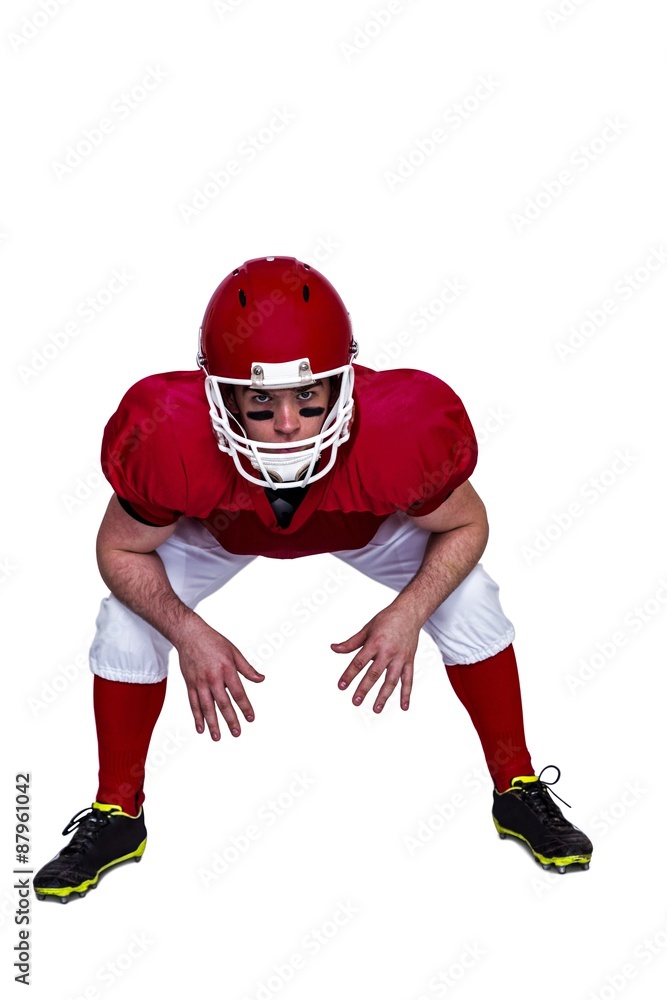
<box><xmin>33</xmin><ymin>802</ymin><xmax>147</xmax><ymax>902</ymax></box>
<box><xmin>492</xmin><ymin>766</ymin><xmax>592</xmax><ymax>873</ymax></box>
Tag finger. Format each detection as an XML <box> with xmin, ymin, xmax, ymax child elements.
<box><xmin>234</xmin><ymin>650</ymin><xmax>266</xmax><ymax>683</ymax></box>
<box><xmin>226</xmin><ymin>676</ymin><xmax>256</xmax><ymax>722</ymax></box>
<box><xmin>209</xmin><ymin>685</ymin><xmax>242</xmax><ymax>737</ymax></box>
<box><xmin>197</xmin><ymin>688</ymin><xmax>223</xmax><ymax>741</ymax></box>
<box><xmin>186</xmin><ymin>686</ymin><xmax>205</xmax><ymax>735</ymax></box>
<box><xmin>371</xmin><ymin>663</ymin><xmax>405</xmax><ymax>713</ymax></box>
<box><xmin>331</xmin><ymin>628</ymin><xmax>366</xmax><ymax>654</ymax></box>
<box><xmin>338</xmin><ymin>648</ymin><xmax>374</xmax><ymax>690</ymax></box>
<box><xmin>231</xmin><ymin>653</ymin><xmax>262</xmax><ymax>718</ymax></box>
<box><xmin>400</xmin><ymin>663</ymin><xmax>414</xmax><ymax>710</ymax></box>
<box><xmin>351</xmin><ymin>657</ymin><xmax>389</xmax><ymax>705</ymax></box>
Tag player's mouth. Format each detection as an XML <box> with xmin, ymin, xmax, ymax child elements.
<box><xmin>258</xmin><ymin>442</ymin><xmax>310</xmax><ymax>453</ymax></box>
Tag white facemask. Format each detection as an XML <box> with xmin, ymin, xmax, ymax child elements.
<box><xmin>204</xmin><ymin>364</ymin><xmax>355</xmax><ymax>489</ymax></box>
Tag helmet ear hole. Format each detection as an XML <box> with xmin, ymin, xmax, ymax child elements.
<box><xmin>328</xmin><ymin>374</ymin><xmax>341</xmax><ymax>406</ymax></box>
<box><xmin>302</xmin><ymin>284</ymin><xmax>310</xmax><ymax>302</ymax></box>
<box><xmin>222</xmin><ymin>385</ymin><xmax>240</xmax><ymax>415</ymax></box>
<box><xmin>239</xmin><ymin>289</ymin><xmax>247</xmax><ymax>307</ymax></box>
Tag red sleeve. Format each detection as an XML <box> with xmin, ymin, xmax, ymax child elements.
<box><xmin>368</xmin><ymin>370</ymin><xmax>478</xmax><ymax>516</ymax></box>
<box><xmin>100</xmin><ymin>377</ymin><xmax>187</xmax><ymax>527</ymax></box>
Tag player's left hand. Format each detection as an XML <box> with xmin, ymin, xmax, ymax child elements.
<box><xmin>331</xmin><ymin>604</ymin><xmax>421</xmax><ymax>713</ymax></box>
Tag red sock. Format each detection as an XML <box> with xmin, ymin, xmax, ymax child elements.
<box><xmin>445</xmin><ymin>644</ymin><xmax>534</xmax><ymax>792</ymax></box>
<box><xmin>94</xmin><ymin>676</ymin><xmax>167</xmax><ymax>816</ymax></box>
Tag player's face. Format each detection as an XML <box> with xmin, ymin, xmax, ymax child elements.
<box><xmin>225</xmin><ymin>379</ymin><xmax>332</xmax><ymax>451</ymax></box>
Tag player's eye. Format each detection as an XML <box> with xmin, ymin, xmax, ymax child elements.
<box><xmin>296</xmin><ymin>390</ymin><xmax>314</xmax><ymax>400</ymax></box>
<box><xmin>251</xmin><ymin>394</ymin><xmax>272</xmax><ymax>404</ymax></box>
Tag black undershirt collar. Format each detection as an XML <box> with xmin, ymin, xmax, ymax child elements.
<box><xmin>264</xmin><ymin>483</ymin><xmax>311</xmax><ymax>528</ymax></box>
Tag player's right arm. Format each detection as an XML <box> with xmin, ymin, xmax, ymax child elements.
<box><xmin>96</xmin><ymin>495</ymin><xmax>264</xmax><ymax>740</ymax></box>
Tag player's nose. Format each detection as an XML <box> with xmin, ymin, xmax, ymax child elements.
<box><xmin>273</xmin><ymin>399</ymin><xmax>301</xmax><ymax>435</ymax></box>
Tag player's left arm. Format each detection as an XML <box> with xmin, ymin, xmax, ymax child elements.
<box><xmin>332</xmin><ymin>480</ymin><xmax>488</xmax><ymax>713</ymax></box>
<box><xmin>396</xmin><ymin>478</ymin><xmax>489</xmax><ymax>622</ymax></box>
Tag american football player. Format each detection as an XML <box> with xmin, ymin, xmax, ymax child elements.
<box><xmin>34</xmin><ymin>256</ymin><xmax>592</xmax><ymax>902</ymax></box>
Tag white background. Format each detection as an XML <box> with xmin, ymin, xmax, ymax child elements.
<box><xmin>2</xmin><ymin>1</ymin><xmax>666</xmax><ymax>998</ymax></box>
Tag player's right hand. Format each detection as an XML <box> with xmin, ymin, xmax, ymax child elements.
<box><xmin>176</xmin><ymin>621</ymin><xmax>265</xmax><ymax>740</ymax></box>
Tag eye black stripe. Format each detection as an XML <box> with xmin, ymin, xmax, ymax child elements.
<box><xmin>244</xmin><ymin>406</ymin><xmax>326</xmax><ymax>421</ymax></box>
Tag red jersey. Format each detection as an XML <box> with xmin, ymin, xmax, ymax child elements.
<box><xmin>100</xmin><ymin>363</ymin><xmax>477</xmax><ymax>559</ymax></box>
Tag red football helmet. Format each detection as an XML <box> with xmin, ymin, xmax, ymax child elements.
<box><xmin>197</xmin><ymin>256</ymin><xmax>358</xmax><ymax>488</ymax></box>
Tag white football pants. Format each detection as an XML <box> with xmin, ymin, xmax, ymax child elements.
<box><xmin>89</xmin><ymin>512</ymin><xmax>515</xmax><ymax>683</ymax></box>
